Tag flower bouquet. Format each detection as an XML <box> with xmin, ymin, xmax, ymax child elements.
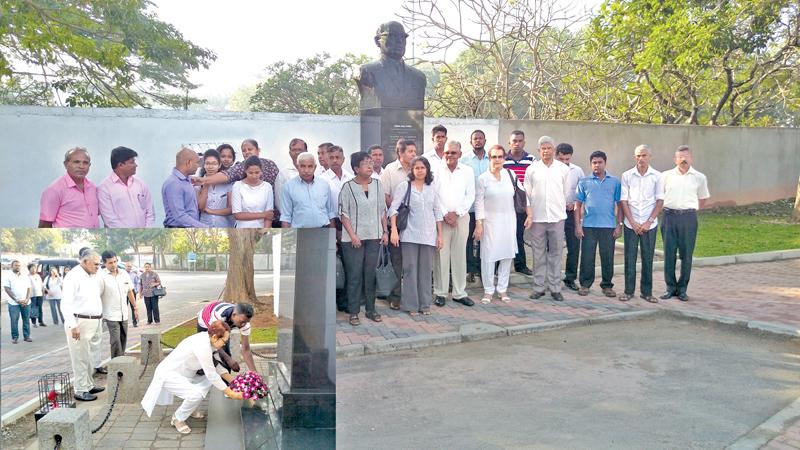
<box><xmin>228</xmin><ymin>371</ymin><xmax>269</xmax><ymax>401</ymax></box>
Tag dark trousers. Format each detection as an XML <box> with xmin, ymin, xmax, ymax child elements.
<box><xmin>466</xmin><ymin>212</ymin><xmax>481</xmax><ymax>274</ymax></box>
<box><xmin>388</xmin><ymin>231</ymin><xmax>403</xmax><ymax>303</ymax></box>
<box><xmin>8</xmin><ymin>304</ymin><xmax>31</xmax><ymax>340</ymax></box>
<box><xmin>342</xmin><ymin>239</ymin><xmax>380</xmax><ymax>315</ymax></box>
<box><xmin>563</xmin><ymin>210</ymin><xmax>580</xmax><ymax>283</ymax></box>
<box><xmin>105</xmin><ymin>319</ymin><xmax>128</xmax><ymax>358</ymax></box>
<box><xmin>30</xmin><ymin>296</ymin><xmax>44</xmax><ymax>324</ymax></box>
<box><xmin>144</xmin><ymin>296</ymin><xmax>160</xmax><ymax>323</ymax></box>
<box><xmin>662</xmin><ymin>210</ymin><xmax>698</xmax><ymax>295</ymax></box>
<box><xmin>129</xmin><ymin>301</ymin><xmax>138</xmax><ymax>326</ymax></box>
<box><xmin>623</xmin><ymin>226</ymin><xmax>657</xmax><ymax>296</ymax></box>
<box><xmin>47</xmin><ymin>298</ymin><xmax>65</xmax><ymax>324</ymax></box>
<box><xmin>514</xmin><ymin>212</ymin><xmax>528</xmax><ymax>270</ymax></box>
<box><xmin>579</xmin><ymin>227</ymin><xmax>615</xmax><ymax>289</ymax></box>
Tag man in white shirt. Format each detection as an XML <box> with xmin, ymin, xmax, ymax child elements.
<box><xmin>619</xmin><ymin>145</ymin><xmax>664</xmax><ymax>303</ymax></box>
<box><xmin>61</xmin><ymin>249</ymin><xmax>106</xmax><ymax>401</ymax></box>
<box><xmin>3</xmin><ymin>260</ymin><xmax>32</xmax><ymax>343</ymax></box>
<box><xmin>316</xmin><ymin>142</ymin><xmax>332</xmax><ymax>176</ymax></box>
<box><xmin>100</xmin><ymin>250</ymin><xmax>138</xmax><ymax>358</ymax></box>
<box><xmin>368</xmin><ymin>145</ymin><xmax>384</xmax><ymax>180</ymax></box>
<box><xmin>28</xmin><ymin>263</ymin><xmax>46</xmax><ymax>327</ymax></box>
<box><xmin>524</xmin><ymin>136</ymin><xmax>571</xmax><ymax>301</ymax></box>
<box><xmin>321</xmin><ymin>145</ymin><xmax>354</xmax><ymax>218</ymax></box>
<box><xmin>274</xmin><ymin>138</ymin><xmax>307</xmax><ymax>221</ymax></box>
<box><xmin>660</xmin><ymin>145</ymin><xmax>710</xmax><ymax>302</ymax></box>
<box><xmin>433</xmin><ymin>141</ymin><xmax>475</xmax><ymax>307</ymax></box>
<box><xmin>423</xmin><ymin>124</ymin><xmax>447</xmax><ymax>168</ymax></box>
<box><xmin>556</xmin><ymin>143</ymin><xmax>585</xmax><ymax>291</ymax></box>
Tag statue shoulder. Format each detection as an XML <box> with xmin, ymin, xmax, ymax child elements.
<box><xmin>355</xmin><ymin>61</ymin><xmax>382</xmax><ymax>85</ymax></box>
<box><xmin>406</xmin><ymin>65</ymin><xmax>427</xmax><ymax>85</ymax></box>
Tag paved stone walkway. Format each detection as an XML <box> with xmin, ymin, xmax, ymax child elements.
<box><xmin>336</xmin><ymin>259</ymin><xmax>800</xmax><ymax>347</ymax></box>
<box><xmin>764</xmin><ymin>419</ymin><xmax>800</xmax><ymax>450</ymax></box>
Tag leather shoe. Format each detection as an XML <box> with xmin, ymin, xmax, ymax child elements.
<box><xmin>563</xmin><ymin>280</ymin><xmax>578</xmax><ymax>291</ymax></box>
<box><xmin>516</xmin><ymin>267</ymin><xmax>533</xmax><ymax>276</ymax></box>
<box><xmin>529</xmin><ymin>291</ymin><xmax>545</xmax><ymax>300</ymax></box>
<box><xmin>12</xmin><ymin>338</ymin><xmax>18</xmax><ymax>344</ymax></box>
<box><xmin>659</xmin><ymin>291</ymin><xmax>676</xmax><ymax>300</ymax></box>
<box><xmin>678</xmin><ymin>293</ymin><xmax>690</xmax><ymax>302</ymax></box>
<box><xmin>89</xmin><ymin>386</ymin><xmax>105</xmax><ymax>394</ymax></box>
<box><xmin>452</xmin><ymin>297</ymin><xmax>474</xmax><ymax>307</ymax></box>
<box><xmin>578</xmin><ymin>287</ymin><xmax>589</xmax><ymax>296</ymax></box>
<box><xmin>74</xmin><ymin>392</ymin><xmax>97</xmax><ymax>402</ymax></box>
<box><xmin>434</xmin><ymin>296</ymin><xmax>446</xmax><ymax>307</ymax></box>
<box><xmin>39</xmin><ymin>323</ymin><xmax>47</xmax><ymax>327</ymax></box>
<box><xmin>94</xmin><ymin>367</ymin><xmax>108</xmax><ymax>375</ymax></box>
<box><xmin>551</xmin><ymin>292</ymin><xmax>564</xmax><ymax>301</ymax></box>
<box><xmin>24</xmin><ymin>337</ymin><xmax>32</xmax><ymax>342</ymax></box>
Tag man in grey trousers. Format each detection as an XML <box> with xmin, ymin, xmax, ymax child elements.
<box><xmin>523</xmin><ymin>136</ymin><xmax>572</xmax><ymax>301</ymax></box>
<box><xmin>100</xmin><ymin>250</ymin><xmax>138</xmax><ymax>358</ymax></box>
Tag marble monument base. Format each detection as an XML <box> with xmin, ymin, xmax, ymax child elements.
<box><xmin>360</xmin><ymin>107</ymin><xmax>424</xmax><ymax>164</ymax></box>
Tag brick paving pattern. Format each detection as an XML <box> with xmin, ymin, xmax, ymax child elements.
<box><xmin>336</xmin><ymin>259</ymin><xmax>800</xmax><ymax>346</ymax></box>
<box><xmin>763</xmin><ymin>419</ymin><xmax>800</xmax><ymax>450</ymax></box>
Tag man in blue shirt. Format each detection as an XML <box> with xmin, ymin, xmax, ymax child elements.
<box><xmin>162</xmin><ymin>148</ymin><xmax>207</xmax><ymax>228</ymax></box>
<box><xmin>281</xmin><ymin>152</ymin><xmax>336</xmax><ymax>229</ymax></box>
<box><xmin>459</xmin><ymin>129</ymin><xmax>490</xmax><ymax>282</ymax></box>
<box><xmin>574</xmin><ymin>150</ymin><xmax>622</xmax><ymax>297</ymax></box>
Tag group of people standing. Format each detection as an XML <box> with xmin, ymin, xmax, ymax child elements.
<box><xmin>34</xmin><ymin>127</ymin><xmax>710</xmax><ymax>325</ymax></box>
<box><xmin>3</xmin><ymin>261</ymin><xmax>68</xmax><ymax>343</ymax></box>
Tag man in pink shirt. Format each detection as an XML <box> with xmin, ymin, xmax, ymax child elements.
<box><xmin>39</xmin><ymin>147</ymin><xmax>100</xmax><ymax>228</ymax></box>
<box><xmin>98</xmin><ymin>146</ymin><xmax>155</xmax><ymax>227</ymax></box>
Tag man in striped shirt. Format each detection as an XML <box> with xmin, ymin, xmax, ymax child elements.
<box><xmin>503</xmin><ymin>130</ymin><xmax>535</xmax><ymax>276</ymax></box>
<box><xmin>196</xmin><ymin>302</ymin><xmax>256</xmax><ymax>372</ymax></box>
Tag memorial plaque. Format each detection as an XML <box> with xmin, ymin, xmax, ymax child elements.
<box><xmin>360</xmin><ymin>108</ymin><xmax>424</xmax><ymax>165</ymax></box>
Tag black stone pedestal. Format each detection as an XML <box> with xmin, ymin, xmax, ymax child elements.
<box><xmin>360</xmin><ymin>108</ymin><xmax>424</xmax><ymax>164</ymax></box>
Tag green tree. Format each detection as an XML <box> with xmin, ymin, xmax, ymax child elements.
<box><xmin>0</xmin><ymin>0</ymin><xmax>216</xmax><ymax>108</ymax></box>
<box><xmin>572</xmin><ymin>0</ymin><xmax>799</xmax><ymax>126</ymax></box>
<box><xmin>249</xmin><ymin>53</ymin><xmax>369</xmax><ymax>115</ymax></box>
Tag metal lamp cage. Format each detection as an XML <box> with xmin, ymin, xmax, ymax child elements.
<box><xmin>36</xmin><ymin>372</ymin><xmax>75</xmax><ymax>420</ymax></box>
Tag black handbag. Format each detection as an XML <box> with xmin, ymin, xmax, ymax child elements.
<box><xmin>395</xmin><ymin>182</ymin><xmax>413</xmax><ymax>231</ymax></box>
<box><xmin>506</xmin><ymin>169</ymin><xmax>528</xmax><ymax>214</ymax></box>
<box><xmin>152</xmin><ymin>286</ymin><xmax>166</xmax><ymax>297</ymax></box>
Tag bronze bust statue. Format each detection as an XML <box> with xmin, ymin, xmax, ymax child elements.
<box><xmin>355</xmin><ymin>21</ymin><xmax>426</xmax><ymax>110</ymax></box>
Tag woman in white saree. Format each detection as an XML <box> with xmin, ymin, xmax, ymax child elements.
<box><xmin>141</xmin><ymin>320</ymin><xmax>243</xmax><ymax>434</ymax></box>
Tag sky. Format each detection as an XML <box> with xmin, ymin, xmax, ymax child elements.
<box><xmin>151</xmin><ymin>0</ymin><xmax>599</xmax><ymax>99</ymax></box>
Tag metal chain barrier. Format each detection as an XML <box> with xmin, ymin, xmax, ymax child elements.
<box><xmin>91</xmin><ymin>372</ymin><xmax>122</xmax><ymax>434</ymax></box>
<box><xmin>139</xmin><ymin>340</ymin><xmax>152</xmax><ymax>379</ymax></box>
<box><xmin>159</xmin><ymin>339</ymin><xmax>175</xmax><ymax>350</ymax></box>
<box><xmin>249</xmin><ymin>348</ymin><xmax>275</xmax><ymax>359</ymax></box>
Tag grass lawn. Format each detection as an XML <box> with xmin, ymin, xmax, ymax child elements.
<box><xmin>653</xmin><ymin>198</ymin><xmax>800</xmax><ymax>257</ymax></box>
<box><xmin>160</xmin><ymin>323</ymin><xmax>277</xmax><ymax>348</ymax></box>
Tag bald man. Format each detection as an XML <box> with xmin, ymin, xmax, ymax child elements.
<box><xmin>162</xmin><ymin>148</ymin><xmax>207</xmax><ymax>228</ymax></box>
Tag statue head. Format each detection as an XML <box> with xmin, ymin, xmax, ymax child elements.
<box><xmin>374</xmin><ymin>21</ymin><xmax>409</xmax><ymax>60</ymax></box>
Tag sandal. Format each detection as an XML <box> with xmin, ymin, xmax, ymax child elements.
<box><xmin>481</xmin><ymin>294</ymin><xmax>492</xmax><ymax>305</ymax></box>
<box><xmin>365</xmin><ymin>312</ymin><xmax>382</xmax><ymax>322</ymax></box>
<box><xmin>640</xmin><ymin>294</ymin><xmax>658</xmax><ymax>303</ymax></box>
<box><xmin>389</xmin><ymin>301</ymin><xmax>401</xmax><ymax>310</ymax></box>
<box><xmin>408</xmin><ymin>311</ymin><xmax>418</xmax><ymax>317</ymax></box>
<box><xmin>190</xmin><ymin>410</ymin><xmax>205</xmax><ymax>419</ymax></box>
<box><xmin>499</xmin><ymin>293</ymin><xmax>511</xmax><ymax>303</ymax></box>
<box><xmin>349</xmin><ymin>315</ymin><xmax>360</xmax><ymax>326</ymax></box>
<box><xmin>171</xmin><ymin>416</ymin><xmax>191</xmax><ymax>434</ymax></box>
<box><xmin>420</xmin><ymin>309</ymin><xmax>431</xmax><ymax>315</ymax></box>
<box><xmin>618</xmin><ymin>294</ymin><xmax>633</xmax><ymax>302</ymax></box>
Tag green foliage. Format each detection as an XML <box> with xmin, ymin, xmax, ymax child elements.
<box><xmin>249</xmin><ymin>53</ymin><xmax>369</xmax><ymax>115</ymax></box>
<box><xmin>0</xmin><ymin>0</ymin><xmax>216</xmax><ymax>108</ymax></box>
<box><xmin>0</xmin><ymin>229</ymin><xmax>65</xmax><ymax>255</ymax></box>
<box><xmin>161</xmin><ymin>325</ymin><xmax>277</xmax><ymax>347</ymax></box>
<box><xmin>574</xmin><ymin>0</ymin><xmax>799</xmax><ymax>126</ymax></box>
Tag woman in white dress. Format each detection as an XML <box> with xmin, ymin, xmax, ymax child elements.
<box><xmin>474</xmin><ymin>145</ymin><xmax>519</xmax><ymax>304</ymax></box>
<box><xmin>196</xmin><ymin>149</ymin><xmax>234</xmax><ymax>227</ymax></box>
<box><xmin>43</xmin><ymin>267</ymin><xmax>65</xmax><ymax>325</ymax></box>
<box><xmin>141</xmin><ymin>321</ymin><xmax>243</xmax><ymax>434</ymax></box>
<box><xmin>231</xmin><ymin>156</ymin><xmax>274</xmax><ymax>228</ymax></box>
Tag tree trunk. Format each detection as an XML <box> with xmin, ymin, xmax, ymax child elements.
<box><xmin>793</xmin><ymin>175</ymin><xmax>800</xmax><ymax>222</ymax></box>
<box><xmin>224</xmin><ymin>229</ymin><xmax>258</xmax><ymax>302</ymax></box>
